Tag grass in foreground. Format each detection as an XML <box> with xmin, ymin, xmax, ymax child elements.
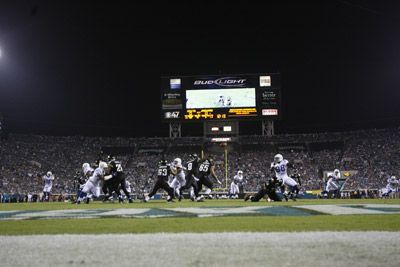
<box><xmin>1</xmin><ymin>198</ymin><xmax>399</xmax><ymax>211</ymax></box>
<box><xmin>0</xmin><ymin>214</ymin><xmax>399</xmax><ymax>235</ymax></box>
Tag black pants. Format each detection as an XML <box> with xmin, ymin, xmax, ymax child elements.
<box><xmin>251</xmin><ymin>186</ymin><xmax>282</xmax><ymax>202</ymax></box>
<box><xmin>197</xmin><ymin>176</ymin><xmax>214</xmax><ymax>192</ymax></box>
<box><xmin>103</xmin><ymin>173</ymin><xmax>131</xmax><ymax>199</ymax></box>
<box><xmin>179</xmin><ymin>174</ymin><xmax>199</xmax><ymax>197</ymax></box>
<box><xmin>149</xmin><ymin>178</ymin><xmax>174</xmax><ymax>199</ymax></box>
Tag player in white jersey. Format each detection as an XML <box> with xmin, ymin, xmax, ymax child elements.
<box><xmin>325</xmin><ymin>169</ymin><xmax>341</xmax><ymax>198</ymax></box>
<box><xmin>42</xmin><ymin>171</ymin><xmax>54</xmax><ymax>201</ymax></box>
<box><xmin>270</xmin><ymin>154</ymin><xmax>299</xmax><ymax>201</ymax></box>
<box><xmin>77</xmin><ymin>161</ymin><xmax>109</xmax><ymax>204</ymax></box>
<box><xmin>170</xmin><ymin>158</ymin><xmax>186</xmax><ymax>200</ymax></box>
<box><xmin>230</xmin><ymin>170</ymin><xmax>245</xmax><ymax>199</ymax></box>
<box><xmin>381</xmin><ymin>176</ymin><xmax>399</xmax><ymax>198</ymax></box>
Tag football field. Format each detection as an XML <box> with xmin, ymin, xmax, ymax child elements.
<box><xmin>1</xmin><ymin>199</ymin><xmax>399</xmax><ymax>266</ymax></box>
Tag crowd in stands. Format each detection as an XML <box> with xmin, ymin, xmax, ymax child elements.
<box><xmin>1</xmin><ymin>127</ymin><xmax>399</xmax><ymax>199</ymax></box>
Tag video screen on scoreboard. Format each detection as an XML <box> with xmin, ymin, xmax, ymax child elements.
<box><xmin>160</xmin><ymin>73</ymin><xmax>281</xmax><ymax>121</ymax></box>
<box><xmin>185</xmin><ymin>88</ymin><xmax>256</xmax><ymax>109</ymax></box>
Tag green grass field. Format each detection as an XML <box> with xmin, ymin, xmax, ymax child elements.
<box><xmin>1</xmin><ymin>199</ymin><xmax>399</xmax><ymax>235</ymax></box>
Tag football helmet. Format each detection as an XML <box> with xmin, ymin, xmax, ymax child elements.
<box><xmin>47</xmin><ymin>171</ymin><xmax>52</xmax><ymax>176</ymax></box>
<box><xmin>173</xmin><ymin>158</ymin><xmax>182</xmax><ymax>168</ymax></box>
<box><xmin>98</xmin><ymin>161</ymin><xmax>108</xmax><ymax>170</ymax></box>
<box><xmin>274</xmin><ymin>154</ymin><xmax>283</xmax><ymax>163</ymax></box>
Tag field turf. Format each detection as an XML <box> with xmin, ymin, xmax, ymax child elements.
<box><xmin>0</xmin><ymin>199</ymin><xmax>399</xmax><ymax>235</ymax></box>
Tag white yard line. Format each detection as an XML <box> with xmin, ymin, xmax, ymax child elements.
<box><xmin>0</xmin><ymin>232</ymin><xmax>399</xmax><ymax>267</ymax></box>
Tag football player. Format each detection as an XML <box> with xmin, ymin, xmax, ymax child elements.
<box><xmin>244</xmin><ymin>177</ymin><xmax>282</xmax><ymax>202</ymax></box>
<box><xmin>270</xmin><ymin>154</ymin><xmax>299</xmax><ymax>201</ymax></box>
<box><xmin>169</xmin><ymin>158</ymin><xmax>186</xmax><ymax>200</ymax></box>
<box><xmin>179</xmin><ymin>153</ymin><xmax>201</xmax><ymax>201</ymax></box>
<box><xmin>108</xmin><ymin>155</ymin><xmax>133</xmax><ymax>203</ymax></box>
<box><xmin>144</xmin><ymin>159</ymin><xmax>174</xmax><ymax>202</ymax></box>
<box><xmin>197</xmin><ymin>154</ymin><xmax>222</xmax><ymax>200</ymax></box>
<box><xmin>77</xmin><ymin>161</ymin><xmax>110</xmax><ymax>204</ymax></box>
<box><xmin>225</xmin><ymin>96</ymin><xmax>233</xmax><ymax>107</ymax></box>
<box><xmin>42</xmin><ymin>171</ymin><xmax>54</xmax><ymax>202</ymax></box>
<box><xmin>325</xmin><ymin>169</ymin><xmax>341</xmax><ymax>198</ymax></box>
<box><xmin>381</xmin><ymin>175</ymin><xmax>399</xmax><ymax>198</ymax></box>
<box><xmin>229</xmin><ymin>170</ymin><xmax>245</xmax><ymax>199</ymax></box>
<box><xmin>216</xmin><ymin>95</ymin><xmax>225</xmax><ymax>107</ymax></box>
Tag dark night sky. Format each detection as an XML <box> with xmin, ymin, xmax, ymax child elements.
<box><xmin>0</xmin><ymin>0</ymin><xmax>400</xmax><ymax>137</ymax></box>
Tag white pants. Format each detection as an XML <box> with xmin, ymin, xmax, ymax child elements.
<box><xmin>280</xmin><ymin>175</ymin><xmax>298</xmax><ymax>187</ymax></box>
<box><xmin>170</xmin><ymin>177</ymin><xmax>186</xmax><ymax>197</ymax></box>
<box><xmin>82</xmin><ymin>181</ymin><xmax>101</xmax><ymax>198</ymax></box>
<box><xmin>43</xmin><ymin>185</ymin><xmax>52</xmax><ymax>193</ymax></box>
<box><xmin>230</xmin><ymin>182</ymin><xmax>239</xmax><ymax>195</ymax></box>
<box><xmin>326</xmin><ymin>182</ymin><xmax>339</xmax><ymax>192</ymax></box>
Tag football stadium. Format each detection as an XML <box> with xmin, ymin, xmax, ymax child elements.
<box><xmin>1</xmin><ymin>1</ymin><xmax>400</xmax><ymax>267</ymax></box>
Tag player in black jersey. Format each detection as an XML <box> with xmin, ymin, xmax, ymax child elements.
<box><xmin>197</xmin><ymin>155</ymin><xmax>222</xmax><ymax>199</ymax></box>
<box><xmin>244</xmin><ymin>177</ymin><xmax>283</xmax><ymax>202</ymax></box>
<box><xmin>103</xmin><ymin>155</ymin><xmax>133</xmax><ymax>203</ymax></box>
<box><xmin>179</xmin><ymin>153</ymin><xmax>201</xmax><ymax>201</ymax></box>
<box><xmin>144</xmin><ymin>159</ymin><xmax>174</xmax><ymax>202</ymax></box>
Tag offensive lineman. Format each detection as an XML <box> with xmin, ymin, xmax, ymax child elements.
<box><xmin>42</xmin><ymin>171</ymin><xmax>54</xmax><ymax>201</ymax></box>
<box><xmin>197</xmin><ymin>155</ymin><xmax>222</xmax><ymax>199</ymax></box>
<box><xmin>270</xmin><ymin>154</ymin><xmax>299</xmax><ymax>201</ymax></box>
<box><xmin>144</xmin><ymin>159</ymin><xmax>174</xmax><ymax>202</ymax></box>
<box><xmin>107</xmin><ymin>155</ymin><xmax>133</xmax><ymax>203</ymax></box>
<box><xmin>230</xmin><ymin>170</ymin><xmax>245</xmax><ymax>199</ymax></box>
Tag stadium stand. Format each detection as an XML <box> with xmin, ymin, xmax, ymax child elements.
<box><xmin>0</xmin><ymin>127</ymin><xmax>399</xmax><ymax>200</ymax></box>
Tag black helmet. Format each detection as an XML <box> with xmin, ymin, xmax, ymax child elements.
<box><xmin>159</xmin><ymin>159</ymin><xmax>167</xmax><ymax>166</ymax></box>
<box><xmin>107</xmin><ymin>154</ymin><xmax>115</xmax><ymax>162</ymax></box>
<box><xmin>189</xmin><ymin>153</ymin><xmax>198</xmax><ymax>160</ymax></box>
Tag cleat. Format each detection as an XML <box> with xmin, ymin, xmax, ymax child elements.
<box><xmin>244</xmin><ymin>195</ymin><xmax>251</xmax><ymax>202</ymax></box>
<box><xmin>129</xmin><ymin>199</ymin><xmax>133</xmax><ymax>203</ymax></box>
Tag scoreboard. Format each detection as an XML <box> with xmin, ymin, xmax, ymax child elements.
<box><xmin>161</xmin><ymin>73</ymin><xmax>281</xmax><ymax>122</ymax></box>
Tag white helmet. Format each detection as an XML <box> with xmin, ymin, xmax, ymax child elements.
<box><xmin>237</xmin><ymin>170</ymin><xmax>243</xmax><ymax>175</ymax></box>
<box><xmin>82</xmin><ymin>163</ymin><xmax>90</xmax><ymax>169</ymax></box>
<box><xmin>47</xmin><ymin>171</ymin><xmax>52</xmax><ymax>176</ymax></box>
<box><xmin>98</xmin><ymin>161</ymin><xmax>108</xmax><ymax>169</ymax></box>
<box><xmin>391</xmin><ymin>175</ymin><xmax>396</xmax><ymax>180</ymax></box>
<box><xmin>274</xmin><ymin>154</ymin><xmax>283</xmax><ymax>163</ymax></box>
<box><xmin>173</xmin><ymin>158</ymin><xmax>182</xmax><ymax>168</ymax></box>
<box><xmin>334</xmin><ymin>169</ymin><xmax>340</xmax><ymax>174</ymax></box>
